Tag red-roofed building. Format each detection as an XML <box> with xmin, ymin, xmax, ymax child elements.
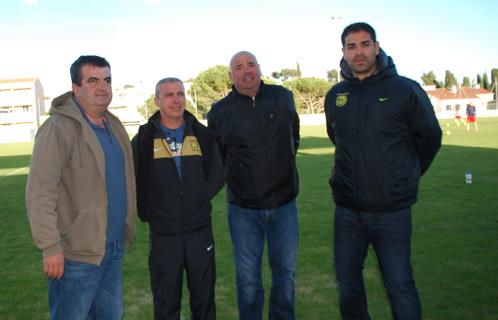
<box><xmin>424</xmin><ymin>85</ymin><xmax>496</xmax><ymax>118</ymax></box>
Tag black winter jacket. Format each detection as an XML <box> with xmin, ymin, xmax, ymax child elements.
<box><xmin>132</xmin><ymin>110</ymin><xmax>225</xmax><ymax>234</ymax></box>
<box><xmin>207</xmin><ymin>81</ymin><xmax>300</xmax><ymax>209</ymax></box>
<box><xmin>324</xmin><ymin>49</ymin><xmax>442</xmax><ymax>212</ymax></box>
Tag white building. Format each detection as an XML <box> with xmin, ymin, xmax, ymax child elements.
<box><xmin>0</xmin><ymin>77</ymin><xmax>152</xmax><ymax>142</ymax></box>
<box><xmin>0</xmin><ymin>78</ymin><xmax>45</xmax><ymax>126</ymax></box>
<box><xmin>110</xmin><ymin>82</ymin><xmax>151</xmax><ymax>134</ymax></box>
<box><xmin>0</xmin><ymin>78</ymin><xmax>45</xmax><ymax>142</ymax></box>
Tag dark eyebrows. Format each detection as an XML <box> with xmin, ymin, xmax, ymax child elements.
<box><xmin>87</xmin><ymin>76</ymin><xmax>112</xmax><ymax>83</ymax></box>
<box><xmin>345</xmin><ymin>39</ymin><xmax>372</xmax><ymax>49</ymax></box>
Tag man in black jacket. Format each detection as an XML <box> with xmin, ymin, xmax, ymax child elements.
<box><xmin>324</xmin><ymin>23</ymin><xmax>442</xmax><ymax>320</ymax></box>
<box><xmin>208</xmin><ymin>51</ymin><xmax>300</xmax><ymax>320</ymax></box>
<box><xmin>132</xmin><ymin>77</ymin><xmax>224</xmax><ymax>320</ymax></box>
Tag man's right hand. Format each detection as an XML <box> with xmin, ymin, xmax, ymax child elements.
<box><xmin>43</xmin><ymin>253</ymin><xmax>64</xmax><ymax>279</ymax></box>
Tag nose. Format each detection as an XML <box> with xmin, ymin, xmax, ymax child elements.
<box><xmin>97</xmin><ymin>79</ymin><xmax>111</xmax><ymax>90</ymax></box>
<box><xmin>355</xmin><ymin>45</ymin><xmax>368</xmax><ymax>56</ymax></box>
<box><xmin>173</xmin><ymin>94</ymin><xmax>183</xmax><ymax>104</ymax></box>
<box><xmin>242</xmin><ymin>63</ymin><xmax>252</xmax><ymax>73</ymax></box>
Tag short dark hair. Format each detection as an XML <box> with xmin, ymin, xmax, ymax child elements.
<box><xmin>341</xmin><ymin>22</ymin><xmax>377</xmax><ymax>46</ymax></box>
<box><xmin>155</xmin><ymin>77</ymin><xmax>183</xmax><ymax>97</ymax></box>
<box><xmin>70</xmin><ymin>55</ymin><xmax>111</xmax><ymax>86</ymax></box>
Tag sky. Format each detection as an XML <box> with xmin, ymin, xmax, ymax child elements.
<box><xmin>1</xmin><ymin>0</ymin><xmax>497</xmax><ymax>97</ymax></box>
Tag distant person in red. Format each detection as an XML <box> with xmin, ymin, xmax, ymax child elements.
<box><xmin>466</xmin><ymin>102</ymin><xmax>478</xmax><ymax>132</ymax></box>
<box><xmin>454</xmin><ymin>105</ymin><xmax>462</xmax><ymax>127</ymax></box>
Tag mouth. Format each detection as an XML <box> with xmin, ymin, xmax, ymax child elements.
<box><xmin>354</xmin><ymin>57</ymin><xmax>367</xmax><ymax>64</ymax></box>
<box><xmin>169</xmin><ymin>106</ymin><xmax>184</xmax><ymax>111</ymax></box>
<box><xmin>243</xmin><ymin>74</ymin><xmax>255</xmax><ymax>82</ymax></box>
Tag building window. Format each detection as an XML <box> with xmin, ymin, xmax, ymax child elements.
<box><xmin>487</xmin><ymin>101</ymin><xmax>497</xmax><ymax>110</ymax></box>
<box><xmin>446</xmin><ymin>105</ymin><xmax>452</xmax><ymax>111</ymax></box>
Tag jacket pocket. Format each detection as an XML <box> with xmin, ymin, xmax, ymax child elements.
<box><xmin>60</xmin><ymin>209</ymin><xmax>106</xmax><ymax>255</ymax></box>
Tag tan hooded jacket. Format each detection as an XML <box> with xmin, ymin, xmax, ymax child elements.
<box><xmin>26</xmin><ymin>91</ymin><xmax>136</xmax><ymax>265</ymax></box>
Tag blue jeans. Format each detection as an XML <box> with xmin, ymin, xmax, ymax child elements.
<box><xmin>48</xmin><ymin>240</ymin><xmax>125</xmax><ymax>320</ymax></box>
<box><xmin>334</xmin><ymin>205</ymin><xmax>421</xmax><ymax>320</ymax></box>
<box><xmin>228</xmin><ymin>199</ymin><xmax>298</xmax><ymax>320</ymax></box>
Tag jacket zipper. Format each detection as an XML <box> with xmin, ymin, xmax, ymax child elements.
<box><xmin>355</xmin><ymin>88</ymin><xmax>364</xmax><ymax>206</ymax></box>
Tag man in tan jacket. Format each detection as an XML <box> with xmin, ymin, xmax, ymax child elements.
<box><xmin>26</xmin><ymin>55</ymin><xmax>136</xmax><ymax>320</ymax></box>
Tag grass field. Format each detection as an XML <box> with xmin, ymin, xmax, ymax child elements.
<box><xmin>1</xmin><ymin>118</ymin><xmax>497</xmax><ymax>319</ymax></box>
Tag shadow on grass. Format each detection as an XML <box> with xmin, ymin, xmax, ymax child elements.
<box><xmin>0</xmin><ymin>154</ymin><xmax>32</xmax><ymax>170</ymax></box>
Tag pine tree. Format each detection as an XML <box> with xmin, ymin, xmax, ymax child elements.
<box><xmin>483</xmin><ymin>72</ymin><xmax>489</xmax><ymax>90</ymax></box>
<box><xmin>444</xmin><ymin>70</ymin><xmax>458</xmax><ymax>89</ymax></box>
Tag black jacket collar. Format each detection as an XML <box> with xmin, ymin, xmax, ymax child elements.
<box><xmin>147</xmin><ymin>109</ymin><xmax>198</xmax><ymax>132</ymax></box>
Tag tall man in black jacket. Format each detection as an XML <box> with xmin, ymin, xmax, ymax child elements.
<box><xmin>208</xmin><ymin>51</ymin><xmax>300</xmax><ymax>320</ymax></box>
<box><xmin>324</xmin><ymin>22</ymin><xmax>442</xmax><ymax>320</ymax></box>
<box><xmin>133</xmin><ymin>77</ymin><xmax>224</xmax><ymax>320</ymax></box>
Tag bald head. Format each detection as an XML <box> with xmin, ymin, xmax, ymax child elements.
<box><xmin>230</xmin><ymin>51</ymin><xmax>258</xmax><ymax>70</ymax></box>
<box><xmin>229</xmin><ymin>51</ymin><xmax>262</xmax><ymax>97</ymax></box>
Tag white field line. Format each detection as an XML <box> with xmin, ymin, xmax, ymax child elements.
<box><xmin>0</xmin><ymin>167</ymin><xmax>28</xmax><ymax>181</ymax></box>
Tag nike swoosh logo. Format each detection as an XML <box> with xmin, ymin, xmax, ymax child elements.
<box><xmin>153</xmin><ymin>147</ymin><xmax>162</xmax><ymax>152</ymax></box>
<box><xmin>207</xmin><ymin>244</ymin><xmax>214</xmax><ymax>251</ymax></box>
<box><xmin>379</xmin><ymin>97</ymin><xmax>389</xmax><ymax>102</ymax></box>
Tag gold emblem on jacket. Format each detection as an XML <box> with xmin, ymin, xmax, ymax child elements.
<box><xmin>189</xmin><ymin>140</ymin><xmax>200</xmax><ymax>152</ymax></box>
<box><xmin>336</xmin><ymin>93</ymin><xmax>349</xmax><ymax>107</ymax></box>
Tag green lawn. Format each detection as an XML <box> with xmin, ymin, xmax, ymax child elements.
<box><xmin>1</xmin><ymin>117</ymin><xmax>497</xmax><ymax>319</ymax></box>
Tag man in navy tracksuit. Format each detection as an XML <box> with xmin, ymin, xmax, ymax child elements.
<box><xmin>324</xmin><ymin>22</ymin><xmax>442</xmax><ymax>319</ymax></box>
<box><xmin>133</xmin><ymin>77</ymin><xmax>224</xmax><ymax>320</ymax></box>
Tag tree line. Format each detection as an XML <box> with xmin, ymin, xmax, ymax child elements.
<box><xmin>139</xmin><ymin>65</ymin><xmax>497</xmax><ymax>119</ymax></box>
<box><xmin>421</xmin><ymin>69</ymin><xmax>498</xmax><ymax>91</ymax></box>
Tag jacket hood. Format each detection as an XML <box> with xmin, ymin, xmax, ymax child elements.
<box><xmin>49</xmin><ymin>91</ymin><xmax>81</xmax><ymax>117</ymax></box>
<box><xmin>49</xmin><ymin>91</ymin><xmax>83</xmax><ymax>119</ymax></box>
<box><xmin>50</xmin><ymin>91</ymin><xmax>120</xmax><ymax>124</ymax></box>
<box><xmin>339</xmin><ymin>48</ymin><xmax>397</xmax><ymax>84</ymax></box>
